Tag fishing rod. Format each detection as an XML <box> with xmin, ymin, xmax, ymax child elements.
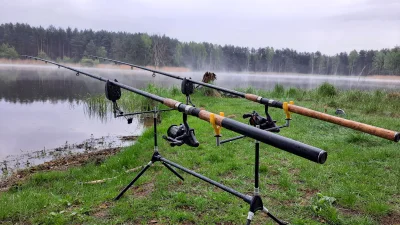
<box><xmin>23</xmin><ymin>55</ymin><xmax>327</xmax><ymax>164</ymax></box>
<box><xmin>87</xmin><ymin>55</ymin><xmax>400</xmax><ymax>143</ymax></box>
<box><xmin>24</xmin><ymin>55</ymin><xmax>327</xmax><ymax>224</ymax></box>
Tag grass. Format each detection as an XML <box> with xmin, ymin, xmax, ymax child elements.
<box><xmin>1</xmin><ymin>84</ymin><xmax>399</xmax><ymax>224</ymax></box>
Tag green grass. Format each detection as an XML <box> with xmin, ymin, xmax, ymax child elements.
<box><xmin>1</xmin><ymin>85</ymin><xmax>399</xmax><ymax>224</ymax></box>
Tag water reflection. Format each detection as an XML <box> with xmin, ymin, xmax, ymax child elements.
<box><xmin>0</xmin><ymin>65</ymin><xmax>181</xmax><ymax>103</ymax></box>
<box><xmin>1</xmin><ymin>66</ymin><xmax>399</xmax><ymax>105</ymax></box>
<box><xmin>0</xmin><ymin>64</ymin><xmax>399</xmax><ymax>176</ymax></box>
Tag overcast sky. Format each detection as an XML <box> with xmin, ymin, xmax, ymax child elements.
<box><xmin>1</xmin><ymin>0</ymin><xmax>399</xmax><ymax>54</ymax></box>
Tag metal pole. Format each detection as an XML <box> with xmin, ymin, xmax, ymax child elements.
<box><xmin>154</xmin><ymin>107</ymin><xmax>158</xmax><ymax>152</ymax></box>
<box><xmin>255</xmin><ymin>125</ymin><xmax>260</xmax><ymax>195</ymax></box>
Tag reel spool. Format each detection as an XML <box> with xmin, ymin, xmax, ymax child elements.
<box><xmin>164</xmin><ymin>124</ymin><xmax>199</xmax><ymax>147</ymax></box>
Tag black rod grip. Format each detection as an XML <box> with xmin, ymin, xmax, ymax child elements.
<box><xmin>221</xmin><ymin>118</ymin><xmax>327</xmax><ymax>164</ymax></box>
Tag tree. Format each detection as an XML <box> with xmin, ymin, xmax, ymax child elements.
<box><xmin>152</xmin><ymin>35</ymin><xmax>168</xmax><ymax>68</ymax></box>
<box><xmin>140</xmin><ymin>34</ymin><xmax>152</xmax><ymax>65</ymax></box>
<box><xmin>0</xmin><ymin>43</ymin><xmax>18</xmax><ymax>59</ymax></box>
<box><xmin>84</xmin><ymin>40</ymin><xmax>97</xmax><ymax>56</ymax></box>
<box><xmin>265</xmin><ymin>47</ymin><xmax>274</xmax><ymax>72</ymax></box>
<box><xmin>372</xmin><ymin>51</ymin><xmax>385</xmax><ymax>74</ymax></box>
<box><xmin>96</xmin><ymin>46</ymin><xmax>107</xmax><ymax>58</ymax></box>
<box><xmin>331</xmin><ymin>55</ymin><xmax>340</xmax><ymax>75</ymax></box>
<box><xmin>37</xmin><ymin>50</ymin><xmax>49</xmax><ymax>59</ymax></box>
<box><xmin>384</xmin><ymin>51</ymin><xmax>400</xmax><ymax>75</ymax></box>
<box><xmin>0</xmin><ymin>22</ymin><xmax>398</xmax><ymax>75</ymax></box>
<box><xmin>173</xmin><ymin>43</ymin><xmax>183</xmax><ymax>66</ymax></box>
<box><xmin>348</xmin><ymin>50</ymin><xmax>359</xmax><ymax>75</ymax></box>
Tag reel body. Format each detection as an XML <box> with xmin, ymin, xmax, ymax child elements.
<box><xmin>243</xmin><ymin>111</ymin><xmax>280</xmax><ymax>132</ymax></box>
<box><xmin>164</xmin><ymin>122</ymin><xmax>199</xmax><ymax>147</ymax></box>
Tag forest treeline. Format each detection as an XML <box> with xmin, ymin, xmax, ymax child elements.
<box><xmin>0</xmin><ymin>23</ymin><xmax>399</xmax><ymax>75</ymax></box>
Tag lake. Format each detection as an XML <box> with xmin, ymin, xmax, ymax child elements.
<box><xmin>1</xmin><ymin>64</ymin><xmax>399</xmax><ymax>174</ymax></box>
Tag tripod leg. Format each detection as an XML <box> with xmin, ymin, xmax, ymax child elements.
<box><xmin>246</xmin><ymin>211</ymin><xmax>254</xmax><ymax>225</ymax></box>
<box><xmin>262</xmin><ymin>207</ymin><xmax>289</xmax><ymax>225</ymax></box>
<box><xmin>114</xmin><ymin>161</ymin><xmax>152</xmax><ymax>200</ymax></box>
<box><xmin>246</xmin><ymin>195</ymin><xmax>263</xmax><ymax>225</ymax></box>
<box><xmin>162</xmin><ymin>162</ymin><xmax>184</xmax><ymax>181</ymax></box>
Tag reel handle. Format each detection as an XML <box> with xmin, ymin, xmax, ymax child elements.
<box><xmin>186</xmin><ymin>129</ymin><xmax>199</xmax><ymax>147</ymax></box>
<box><xmin>243</xmin><ymin>113</ymin><xmax>252</xmax><ymax>119</ymax></box>
<box><xmin>162</xmin><ymin>135</ymin><xmax>184</xmax><ymax>147</ymax></box>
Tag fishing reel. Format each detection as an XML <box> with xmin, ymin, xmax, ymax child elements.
<box><xmin>243</xmin><ymin>109</ymin><xmax>280</xmax><ymax>132</ymax></box>
<box><xmin>163</xmin><ymin>114</ymin><xmax>199</xmax><ymax>147</ymax></box>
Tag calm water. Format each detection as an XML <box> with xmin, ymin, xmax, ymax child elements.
<box><xmin>0</xmin><ymin>65</ymin><xmax>155</xmax><ymax>173</ymax></box>
<box><xmin>0</xmin><ymin>64</ymin><xmax>399</xmax><ymax>173</ymax></box>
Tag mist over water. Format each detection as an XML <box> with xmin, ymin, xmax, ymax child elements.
<box><xmin>0</xmin><ymin>64</ymin><xmax>399</xmax><ymax>170</ymax></box>
<box><xmin>0</xmin><ymin>65</ymin><xmax>152</xmax><ymax>168</ymax></box>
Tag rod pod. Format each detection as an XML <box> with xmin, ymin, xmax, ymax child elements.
<box><xmin>87</xmin><ymin>55</ymin><xmax>399</xmax><ymax>142</ymax></box>
<box><xmin>22</xmin><ymin>55</ymin><xmax>327</xmax><ymax>164</ymax></box>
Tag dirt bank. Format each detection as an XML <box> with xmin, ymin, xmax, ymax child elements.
<box><xmin>0</xmin><ymin>147</ymin><xmax>121</xmax><ymax>192</ymax></box>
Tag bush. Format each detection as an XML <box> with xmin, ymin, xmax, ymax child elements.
<box><xmin>61</xmin><ymin>56</ymin><xmax>74</xmax><ymax>63</ymax></box>
<box><xmin>79</xmin><ymin>58</ymin><xmax>99</xmax><ymax>67</ymax></box>
<box><xmin>245</xmin><ymin>86</ymin><xmax>256</xmax><ymax>94</ymax></box>
<box><xmin>327</xmin><ymin>100</ymin><xmax>338</xmax><ymax>108</ymax></box>
<box><xmin>317</xmin><ymin>82</ymin><xmax>337</xmax><ymax>97</ymax></box>
<box><xmin>171</xmin><ymin>86</ymin><xmax>180</xmax><ymax>96</ymax></box>
<box><xmin>0</xmin><ymin>43</ymin><xmax>19</xmax><ymax>59</ymax></box>
<box><xmin>286</xmin><ymin>87</ymin><xmax>298</xmax><ymax>98</ymax></box>
<box><xmin>37</xmin><ymin>51</ymin><xmax>50</xmax><ymax>60</ymax></box>
<box><xmin>272</xmin><ymin>84</ymin><xmax>285</xmax><ymax>97</ymax></box>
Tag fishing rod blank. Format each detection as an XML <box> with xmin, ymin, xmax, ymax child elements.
<box><xmin>87</xmin><ymin>55</ymin><xmax>400</xmax><ymax>142</ymax></box>
<box><xmin>23</xmin><ymin>55</ymin><xmax>327</xmax><ymax>164</ymax></box>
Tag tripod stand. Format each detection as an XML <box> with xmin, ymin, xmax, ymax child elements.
<box><xmin>114</xmin><ymin>109</ymin><xmax>287</xmax><ymax>224</ymax></box>
<box><xmin>245</xmin><ymin>125</ymin><xmax>288</xmax><ymax>224</ymax></box>
<box><xmin>211</xmin><ymin>108</ymin><xmax>292</xmax><ymax>224</ymax></box>
<box><xmin>114</xmin><ymin>107</ymin><xmax>184</xmax><ymax>200</ymax></box>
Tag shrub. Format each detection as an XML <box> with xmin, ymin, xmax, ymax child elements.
<box><xmin>0</xmin><ymin>43</ymin><xmax>19</xmax><ymax>59</ymax></box>
<box><xmin>80</xmin><ymin>58</ymin><xmax>99</xmax><ymax>67</ymax></box>
<box><xmin>272</xmin><ymin>84</ymin><xmax>285</xmax><ymax>97</ymax></box>
<box><xmin>286</xmin><ymin>87</ymin><xmax>298</xmax><ymax>98</ymax></box>
<box><xmin>245</xmin><ymin>86</ymin><xmax>256</xmax><ymax>94</ymax></box>
<box><xmin>317</xmin><ymin>82</ymin><xmax>337</xmax><ymax>97</ymax></box>
<box><xmin>37</xmin><ymin>51</ymin><xmax>50</xmax><ymax>60</ymax></box>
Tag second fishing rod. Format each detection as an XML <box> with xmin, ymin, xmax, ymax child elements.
<box><xmin>87</xmin><ymin>55</ymin><xmax>400</xmax><ymax>142</ymax></box>
<box><xmin>23</xmin><ymin>55</ymin><xmax>327</xmax><ymax>164</ymax></box>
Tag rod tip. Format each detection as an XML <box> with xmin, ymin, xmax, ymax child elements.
<box><xmin>318</xmin><ymin>151</ymin><xmax>328</xmax><ymax>164</ymax></box>
<box><xmin>395</xmin><ymin>132</ymin><xmax>400</xmax><ymax>142</ymax></box>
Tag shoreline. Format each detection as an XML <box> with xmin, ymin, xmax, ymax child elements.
<box><xmin>0</xmin><ymin>86</ymin><xmax>399</xmax><ymax>224</ymax></box>
<box><xmin>1</xmin><ymin>59</ymin><xmax>399</xmax><ymax>77</ymax></box>
<box><xmin>0</xmin><ymin>147</ymin><xmax>122</xmax><ymax>192</ymax></box>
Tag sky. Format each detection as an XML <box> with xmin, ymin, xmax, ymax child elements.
<box><xmin>0</xmin><ymin>0</ymin><xmax>399</xmax><ymax>55</ymax></box>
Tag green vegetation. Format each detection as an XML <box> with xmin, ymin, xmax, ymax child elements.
<box><xmin>1</xmin><ymin>23</ymin><xmax>400</xmax><ymax>75</ymax></box>
<box><xmin>37</xmin><ymin>50</ymin><xmax>50</xmax><ymax>60</ymax></box>
<box><xmin>0</xmin><ymin>43</ymin><xmax>18</xmax><ymax>59</ymax></box>
<box><xmin>79</xmin><ymin>57</ymin><xmax>100</xmax><ymax>67</ymax></box>
<box><xmin>317</xmin><ymin>82</ymin><xmax>337</xmax><ymax>97</ymax></box>
<box><xmin>56</xmin><ymin>56</ymin><xmax>74</xmax><ymax>64</ymax></box>
<box><xmin>1</xmin><ymin>84</ymin><xmax>399</xmax><ymax>224</ymax></box>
